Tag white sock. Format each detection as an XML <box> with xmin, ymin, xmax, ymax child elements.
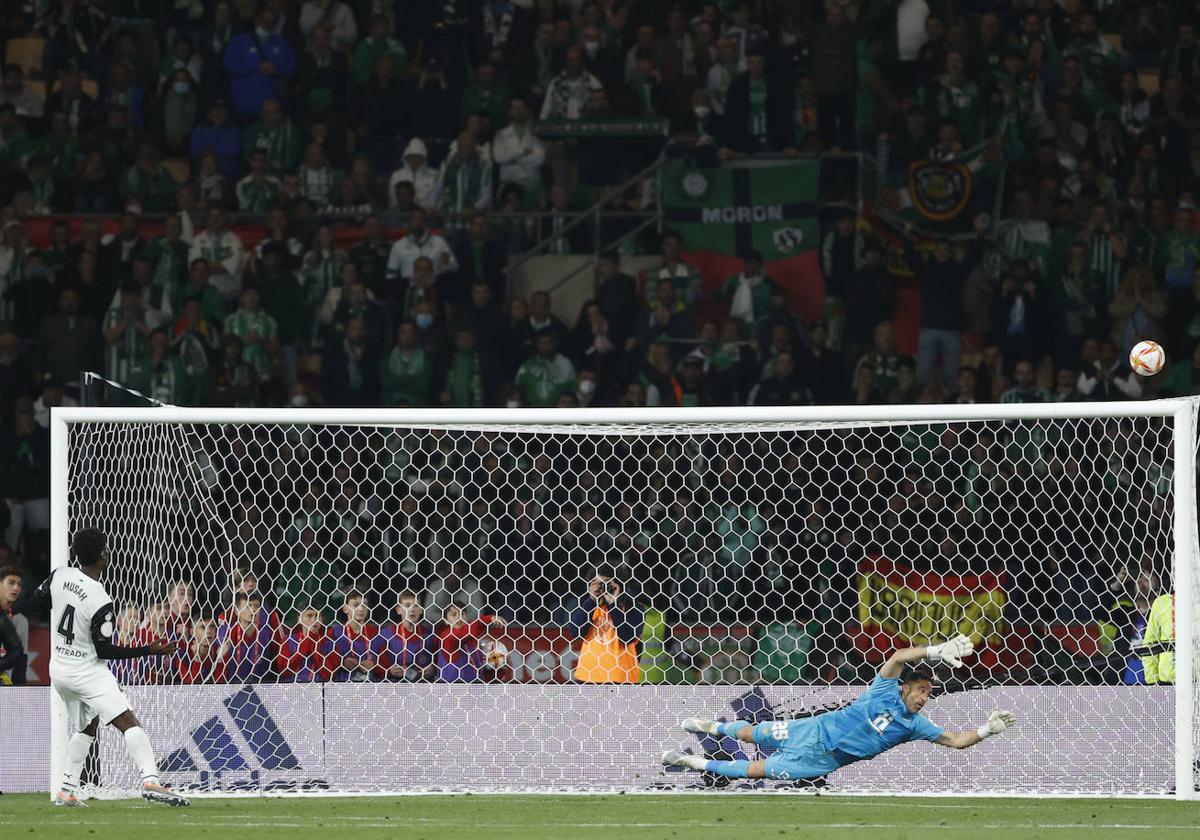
<box><xmin>680</xmin><ymin>754</ymin><xmax>707</xmax><ymax>771</ymax></box>
<box><xmin>61</xmin><ymin>732</ymin><xmax>95</xmax><ymax>794</ymax></box>
<box><xmin>123</xmin><ymin>727</ymin><xmax>160</xmax><ymax>785</ymax></box>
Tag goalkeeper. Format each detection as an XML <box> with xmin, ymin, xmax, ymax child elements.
<box><xmin>662</xmin><ymin>636</ymin><xmax>1016</xmax><ymax>781</ymax></box>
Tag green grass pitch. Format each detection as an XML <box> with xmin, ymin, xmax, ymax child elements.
<box><xmin>7</xmin><ymin>793</ymin><xmax>1200</xmax><ymax>839</ymax></box>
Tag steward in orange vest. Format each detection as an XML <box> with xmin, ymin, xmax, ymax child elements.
<box><xmin>571</xmin><ymin>575</ymin><xmax>642</xmax><ymax>683</ymax></box>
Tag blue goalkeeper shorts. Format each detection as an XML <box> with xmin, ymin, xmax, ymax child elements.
<box><xmin>751</xmin><ymin>718</ymin><xmax>842</xmax><ymax>781</ymax></box>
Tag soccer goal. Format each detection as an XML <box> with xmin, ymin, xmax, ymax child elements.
<box><xmin>48</xmin><ymin>402</ymin><xmax>1199</xmax><ymax>798</ymax></box>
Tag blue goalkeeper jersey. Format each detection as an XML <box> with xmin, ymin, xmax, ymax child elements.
<box><xmin>815</xmin><ymin>674</ymin><xmax>944</xmax><ymax>764</ymax></box>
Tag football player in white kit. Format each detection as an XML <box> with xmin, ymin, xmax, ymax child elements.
<box><xmin>40</xmin><ymin>528</ymin><xmax>190</xmax><ymax>807</ymax></box>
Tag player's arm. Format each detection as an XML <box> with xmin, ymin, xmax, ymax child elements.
<box><xmin>934</xmin><ymin>711</ymin><xmax>1017</xmax><ymax>749</ymax></box>
<box><xmin>29</xmin><ymin>569</ymin><xmax>57</xmax><ymax>614</ymax></box>
<box><xmin>879</xmin><ymin>634</ymin><xmax>975</xmax><ymax>678</ymax></box>
<box><xmin>91</xmin><ymin>603</ymin><xmax>176</xmax><ymax>660</ymax></box>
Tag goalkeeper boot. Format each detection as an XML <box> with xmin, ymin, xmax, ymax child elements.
<box><xmin>53</xmin><ymin>791</ymin><xmax>87</xmax><ymax>807</ymax></box>
<box><xmin>680</xmin><ymin>718</ymin><xmax>720</xmax><ymax>735</ymax></box>
<box><xmin>142</xmin><ymin>782</ymin><xmax>190</xmax><ymax>807</ymax></box>
<box><xmin>662</xmin><ymin>750</ymin><xmax>707</xmax><ymax>771</ymax></box>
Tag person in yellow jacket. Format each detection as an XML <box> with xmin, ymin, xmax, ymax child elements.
<box><xmin>1140</xmin><ymin>592</ymin><xmax>1175</xmax><ymax>685</ymax></box>
<box><xmin>639</xmin><ymin>606</ymin><xmax>669</xmax><ymax>684</ymax></box>
<box><xmin>572</xmin><ymin>572</ymin><xmax>642</xmax><ymax>684</ymax></box>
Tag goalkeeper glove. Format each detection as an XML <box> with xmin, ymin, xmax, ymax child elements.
<box><xmin>976</xmin><ymin>710</ymin><xmax>1016</xmax><ymax>740</ymax></box>
<box><xmin>926</xmin><ymin>634</ymin><xmax>974</xmax><ymax>668</ymax></box>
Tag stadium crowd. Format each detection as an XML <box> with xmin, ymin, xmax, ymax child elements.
<box><xmin>0</xmin><ymin>0</ymin><xmax>1197</xmax><ymax>687</ymax></box>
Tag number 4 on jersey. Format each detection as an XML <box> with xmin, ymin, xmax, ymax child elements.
<box><xmin>57</xmin><ymin>603</ymin><xmax>76</xmax><ymax>645</ymax></box>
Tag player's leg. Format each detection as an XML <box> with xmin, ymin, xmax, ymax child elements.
<box><xmin>682</xmin><ymin>717</ymin><xmax>795</xmax><ymax>748</ymax></box>
<box><xmin>70</xmin><ymin>665</ymin><xmax>188</xmax><ymax>806</ymax></box>
<box><xmin>56</xmin><ymin>714</ymin><xmax>97</xmax><ymax>807</ymax></box>
<box><xmin>663</xmin><ymin>749</ymin><xmax>831</xmax><ymax>783</ymax></box>
<box><xmin>662</xmin><ymin>750</ymin><xmax>767</xmax><ymax>779</ymax></box>
<box><xmin>668</xmin><ymin>718</ymin><xmax>816</xmax><ymax>780</ymax></box>
<box><xmin>681</xmin><ymin>717</ymin><xmax>755</xmax><ymax>742</ymax></box>
<box><xmin>52</xmin><ymin>678</ymin><xmax>91</xmax><ymax>806</ymax></box>
<box><xmin>669</xmin><ymin>718</ymin><xmax>784</xmax><ymax>779</ymax></box>
<box><xmin>108</xmin><ymin>710</ymin><xmax>189</xmax><ymax>806</ymax></box>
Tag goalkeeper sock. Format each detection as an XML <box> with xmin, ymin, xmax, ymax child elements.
<box><xmin>704</xmin><ymin>759</ymin><xmax>751</xmax><ymax>779</ymax></box>
<box><xmin>61</xmin><ymin>732</ymin><xmax>95</xmax><ymax>794</ymax></box>
<box><xmin>123</xmin><ymin>727</ymin><xmax>160</xmax><ymax>785</ymax></box>
<box><xmin>716</xmin><ymin>720</ymin><xmax>751</xmax><ymax>739</ymax></box>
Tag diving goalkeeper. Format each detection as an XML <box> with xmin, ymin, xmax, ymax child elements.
<box><xmin>662</xmin><ymin>635</ymin><xmax>1016</xmax><ymax>781</ymax></box>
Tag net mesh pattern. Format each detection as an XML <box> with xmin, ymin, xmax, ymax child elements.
<box><xmin>61</xmin><ymin>414</ymin><xmax>1196</xmax><ymax>795</ymax></box>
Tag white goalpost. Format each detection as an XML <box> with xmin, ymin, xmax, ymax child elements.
<box><xmin>48</xmin><ymin>402</ymin><xmax>1198</xmax><ymax>798</ymax></box>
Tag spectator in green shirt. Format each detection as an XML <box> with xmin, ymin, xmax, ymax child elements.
<box><xmin>37</xmin><ymin>112</ymin><xmax>81</xmax><ymax>185</ymax></box>
<box><xmin>457</xmin><ymin>61</ymin><xmax>510</xmax><ymax>130</ymax></box>
<box><xmin>184</xmin><ymin>258</ymin><xmax>229</xmax><ymax>329</ymax></box>
<box><xmin>716</xmin><ymin>250</ymin><xmax>779</xmax><ymax>325</ymax></box>
<box><xmin>243</xmin><ymin>99</ymin><xmax>302</xmax><ymax>175</ymax></box>
<box><xmin>236</xmin><ymin>149</ymin><xmax>282</xmax><ymax>212</ymax></box>
<box><xmin>853</xmin><ymin>321</ymin><xmax>908</xmax><ymax>403</ymax></box>
<box><xmin>380</xmin><ymin>321</ymin><xmax>433</xmax><ymax>406</ymax></box>
<box><xmin>223</xmin><ymin>286</ymin><xmax>278</xmax><ymax>381</ymax></box>
<box><xmin>443</xmin><ymin>326</ymin><xmax>491</xmax><ymax>407</ymax></box>
<box><xmin>920</xmin><ymin>50</ymin><xmax>984</xmax><ymax>145</ymax></box>
<box><xmin>119</xmin><ymin>143</ymin><xmax>178</xmax><ymax>212</ymax></box>
<box><xmin>515</xmin><ymin>329</ymin><xmax>576</xmax><ymax>407</ymax></box>
<box><xmin>160</xmin><ymin>69</ymin><xmax>199</xmax><ymax>156</ymax></box>
<box><xmin>144</xmin><ymin>214</ymin><xmax>190</xmax><ymax>304</ymax></box>
<box><xmin>126</xmin><ymin>328</ymin><xmax>197</xmax><ymax>405</ymax></box>
<box><xmin>1157</xmin><ymin>207</ymin><xmax>1200</xmax><ymax>294</ymax></box>
<box><xmin>352</xmin><ymin>14</ymin><xmax>408</xmax><ymax>86</ymax></box>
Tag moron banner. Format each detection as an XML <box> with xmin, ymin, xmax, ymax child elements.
<box><xmin>662</xmin><ymin>159</ymin><xmax>824</xmax><ymax>321</ymax></box>
<box><xmin>853</xmin><ymin>556</ymin><xmax>1005</xmax><ymax>660</ymax></box>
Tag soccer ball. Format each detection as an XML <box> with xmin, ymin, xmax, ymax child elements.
<box><xmin>485</xmin><ymin>640</ymin><xmax>509</xmax><ymax>669</ymax></box>
<box><xmin>1129</xmin><ymin>340</ymin><xmax>1165</xmax><ymax>377</ymax></box>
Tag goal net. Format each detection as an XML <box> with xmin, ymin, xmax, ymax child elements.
<box><xmin>49</xmin><ymin>404</ymin><xmax>1199</xmax><ymax>797</ymax></box>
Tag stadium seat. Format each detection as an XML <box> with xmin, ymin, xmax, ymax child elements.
<box><xmin>5</xmin><ymin>37</ymin><xmax>45</xmax><ymax>78</ymax></box>
<box><xmin>162</xmin><ymin>158</ymin><xmax>191</xmax><ymax>184</ymax></box>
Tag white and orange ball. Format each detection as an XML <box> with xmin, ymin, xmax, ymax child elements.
<box><xmin>1129</xmin><ymin>340</ymin><xmax>1165</xmax><ymax>377</ymax></box>
<box><xmin>485</xmin><ymin>641</ymin><xmax>509</xmax><ymax>669</ymax></box>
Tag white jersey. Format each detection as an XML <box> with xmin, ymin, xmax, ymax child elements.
<box><xmin>50</xmin><ymin>567</ymin><xmax>115</xmax><ymax>672</ymax></box>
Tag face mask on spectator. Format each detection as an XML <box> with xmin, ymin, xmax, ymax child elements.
<box><xmin>694</xmin><ymin>106</ymin><xmax>710</xmax><ymax>120</ymax></box>
<box><xmin>578</xmin><ymin>379</ymin><xmax>596</xmax><ymax>396</ymax></box>
<box><xmin>291</xmin><ymin>394</ymin><xmax>309</xmax><ymax>407</ymax></box>
<box><xmin>256</xmin><ymin>26</ymin><xmax>272</xmax><ymax>39</ymax></box>
<box><xmin>506</xmin><ymin>399</ymin><xmax>520</xmax><ymax>409</ymax></box>
<box><xmin>173</xmin><ymin>81</ymin><xmax>190</xmax><ymax>95</ymax></box>
<box><xmin>584</xmin><ymin>40</ymin><xmax>600</xmax><ymax>56</ymax></box>
<box><xmin>415</xmin><ymin>313</ymin><xmax>434</xmax><ymax>329</ymax></box>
